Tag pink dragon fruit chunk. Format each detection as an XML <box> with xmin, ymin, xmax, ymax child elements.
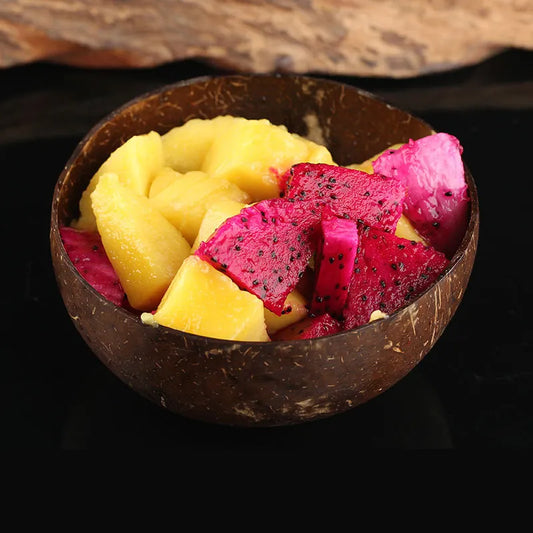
<box><xmin>272</xmin><ymin>313</ymin><xmax>342</xmax><ymax>340</ymax></box>
<box><xmin>60</xmin><ymin>226</ymin><xmax>127</xmax><ymax>307</ymax></box>
<box><xmin>342</xmin><ymin>227</ymin><xmax>449</xmax><ymax>330</ymax></box>
<box><xmin>283</xmin><ymin>162</ymin><xmax>406</xmax><ymax>232</ymax></box>
<box><xmin>195</xmin><ymin>198</ymin><xmax>317</xmax><ymax>315</ymax></box>
<box><xmin>311</xmin><ymin>207</ymin><xmax>359</xmax><ymax>318</ymax></box>
<box><xmin>373</xmin><ymin>132</ymin><xmax>469</xmax><ymax>258</ymax></box>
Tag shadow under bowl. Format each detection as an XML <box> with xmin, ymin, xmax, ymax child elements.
<box><xmin>50</xmin><ymin>74</ymin><xmax>479</xmax><ymax>427</ymax></box>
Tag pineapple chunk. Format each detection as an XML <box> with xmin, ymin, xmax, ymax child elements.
<box><xmin>149</xmin><ymin>169</ymin><xmax>251</xmax><ymax>244</ymax></box>
<box><xmin>347</xmin><ymin>143</ymin><xmax>426</xmax><ymax>244</ymax></box>
<box><xmin>91</xmin><ymin>173</ymin><xmax>190</xmax><ymax>311</ymax></box>
<box><xmin>348</xmin><ymin>143</ymin><xmax>404</xmax><ymax>174</ymax></box>
<box><xmin>264</xmin><ymin>289</ymin><xmax>309</xmax><ymax>336</ymax></box>
<box><xmin>73</xmin><ymin>131</ymin><xmax>164</xmax><ymax>231</ymax></box>
<box><xmin>395</xmin><ymin>214</ymin><xmax>427</xmax><ymax>244</ymax></box>
<box><xmin>191</xmin><ymin>198</ymin><xmax>248</xmax><ymax>252</ymax></box>
<box><xmin>148</xmin><ymin>166</ymin><xmax>182</xmax><ymax>198</ymax></box>
<box><xmin>304</xmin><ymin>140</ymin><xmax>336</xmax><ymax>165</ymax></box>
<box><xmin>202</xmin><ymin>117</ymin><xmax>334</xmax><ymax>202</ymax></box>
<box><xmin>348</xmin><ymin>159</ymin><xmax>374</xmax><ymax>174</ymax></box>
<box><xmin>161</xmin><ymin>116</ymin><xmax>235</xmax><ymax>173</ymax></box>
<box><xmin>150</xmin><ymin>256</ymin><xmax>270</xmax><ymax>342</ymax></box>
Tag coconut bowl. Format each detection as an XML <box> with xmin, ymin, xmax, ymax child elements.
<box><xmin>50</xmin><ymin>74</ymin><xmax>479</xmax><ymax>427</ymax></box>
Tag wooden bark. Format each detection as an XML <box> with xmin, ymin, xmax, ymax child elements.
<box><xmin>0</xmin><ymin>0</ymin><xmax>532</xmax><ymax>77</ymax></box>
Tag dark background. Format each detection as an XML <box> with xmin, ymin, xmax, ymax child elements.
<box><xmin>2</xmin><ymin>49</ymin><xmax>532</xmax><ymax>449</ymax></box>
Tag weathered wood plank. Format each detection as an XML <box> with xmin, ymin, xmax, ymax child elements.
<box><xmin>0</xmin><ymin>0</ymin><xmax>532</xmax><ymax>77</ymax></box>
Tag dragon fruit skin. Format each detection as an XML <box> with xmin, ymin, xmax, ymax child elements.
<box><xmin>195</xmin><ymin>198</ymin><xmax>317</xmax><ymax>315</ymax></box>
<box><xmin>373</xmin><ymin>133</ymin><xmax>469</xmax><ymax>258</ymax></box>
<box><xmin>60</xmin><ymin>226</ymin><xmax>127</xmax><ymax>307</ymax></box>
<box><xmin>283</xmin><ymin>162</ymin><xmax>406</xmax><ymax>232</ymax></box>
<box><xmin>342</xmin><ymin>227</ymin><xmax>449</xmax><ymax>330</ymax></box>
<box><xmin>311</xmin><ymin>208</ymin><xmax>359</xmax><ymax>318</ymax></box>
<box><xmin>272</xmin><ymin>313</ymin><xmax>342</xmax><ymax>340</ymax></box>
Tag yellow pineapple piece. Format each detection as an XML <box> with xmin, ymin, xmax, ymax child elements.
<box><xmin>348</xmin><ymin>160</ymin><xmax>373</xmax><ymax>174</ymax></box>
<box><xmin>304</xmin><ymin>140</ymin><xmax>336</xmax><ymax>165</ymax></box>
<box><xmin>148</xmin><ymin>166</ymin><xmax>183</xmax><ymax>198</ymax></box>
<box><xmin>149</xmin><ymin>169</ymin><xmax>251</xmax><ymax>244</ymax></box>
<box><xmin>202</xmin><ymin>117</ymin><xmax>334</xmax><ymax>202</ymax></box>
<box><xmin>161</xmin><ymin>116</ymin><xmax>235</xmax><ymax>173</ymax></box>
<box><xmin>149</xmin><ymin>255</ymin><xmax>270</xmax><ymax>342</ymax></box>
<box><xmin>291</xmin><ymin>131</ymin><xmax>336</xmax><ymax>165</ymax></box>
<box><xmin>345</xmin><ymin>143</ymin><xmax>425</xmax><ymax>244</ymax></box>
<box><xmin>395</xmin><ymin>214</ymin><xmax>427</xmax><ymax>244</ymax></box>
<box><xmin>348</xmin><ymin>143</ymin><xmax>404</xmax><ymax>174</ymax></box>
<box><xmin>73</xmin><ymin>131</ymin><xmax>164</xmax><ymax>231</ymax></box>
<box><xmin>264</xmin><ymin>289</ymin><xmax>309</xmax><ymax>336</ymax></box>
<box><xmin>369</xmin><ymin>310</ymin><xmax>389</xmax><ymax>322</ymax></box>
<box><xmin>191</xmin><ymin>198</ymin><xmax>248</xmax><ymax>252</ymax></box>
<box><xmin>91</xmin><ymin>173</ymin><xmax>190</xmax><ymax>311</ymax></box>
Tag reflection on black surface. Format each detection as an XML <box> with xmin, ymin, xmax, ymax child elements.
<box><xmin>2</xmin><ymin>49</ymin><xmax>533</xmax><ymax>449</ymax></box>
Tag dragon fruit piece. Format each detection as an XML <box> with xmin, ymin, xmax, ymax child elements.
<box><xmin>283</xmin><ymin>162</ymin><xmax>406</xmax><ymax>232</ymax></box>
<box><xmin>195</xmin><ymin>198</ymin><xmax>317</xmax><ymax>315</ymax></box>
<box><xmin>342</xmin><ymin>227</ymin><xmax>449</xmax><ymax>330</ymax></box>
<box><xmin>60</xmin><ymin>226</ymin><xmax>127</xmax><ymax>307</ymax></box>
<box><xmin>311</xmin><ymin>207</ymin><xmax>359</xmax><ymax>318</ymax></box>
<box><xmin>272</xmin><ymin>313</ymin><xmax>342</xmax><ymax>340</ymax></box>
<box><xmin>373</xmin><ymin>133</ymin><xmax>469</xmax><ymax>258</ymax></box>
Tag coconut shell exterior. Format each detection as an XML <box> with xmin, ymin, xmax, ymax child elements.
<box><xmin>50</xmin><ymin>75</ymin><xmax>479</xmax><ymax>427</ymax></box>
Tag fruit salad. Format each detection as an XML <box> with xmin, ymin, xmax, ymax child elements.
<box><xmin>61</xmin><ymin>116</ymin><xmax>469</xmax><ymax>342</ymax></box>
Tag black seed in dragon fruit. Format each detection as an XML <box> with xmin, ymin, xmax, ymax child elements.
<box><xmin>342</xmin><ymin>227</ymin><xmax>449</xmax><ymax>329</ymax></box>
<box><xmin>195</xmin><ymin>198</ymin><xmax>317</xmax><ymax>315</ymax></box>
<box><xmin>283</xmin><ymin>162</ymin><xmax>406</xmax><ymax>232</ymax></box>
<box><xmin>60</xmin><ymin>226</ymin><xmax>127</xmax><ymax>308</ymax></box>
<box><xmin>373</xmin><ymin>132</ymin><xmax>469</xmax><ymax>259</ymax></box>
<box><xmin>272</xmin><ymin>313</ymin><xmax>342</xmax><ymax>340</ymax></box>
<box><xmin>311</xmin><ymin>207</ymin><xmax>359</xmax><ymax>319</ymax></box>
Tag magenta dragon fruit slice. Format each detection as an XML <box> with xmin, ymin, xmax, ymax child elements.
<box><xmin>342</xmin><ymin>227</ymin><xmax>449</xmax><ymax>330</ymax></box>
<box><xmin>60</xmin><ymin>226</ymin><xmax>127</xmax><ymax>307</ymax></box>
<box><xmin>311</xmin><ymin>207</ymin><xmax>359</xmax><ymax>318</ymax></box>
<box><xmin>373</xmin><ymin>132</ymin><xmax>469</xmax><ymax>258</ymax></box>
<box><xmin>272</xmin><ymin>313</ymin><xmax>342</xmax><ymax>340</ymax></box>
<box><xmin>283</xmin><ymin>162</ymin><xmax>406</xmax><ymax>232</ymax></box>
<box><xmin>195</xmin><ymin>198</ymin><xmax>317</xmax><ymax>315</ymax></box>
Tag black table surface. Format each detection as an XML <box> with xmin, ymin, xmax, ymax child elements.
<box><xmin>2</xmin><ymin>49</ymin><xmax>532</xmax><ymax>450</ymax></box>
